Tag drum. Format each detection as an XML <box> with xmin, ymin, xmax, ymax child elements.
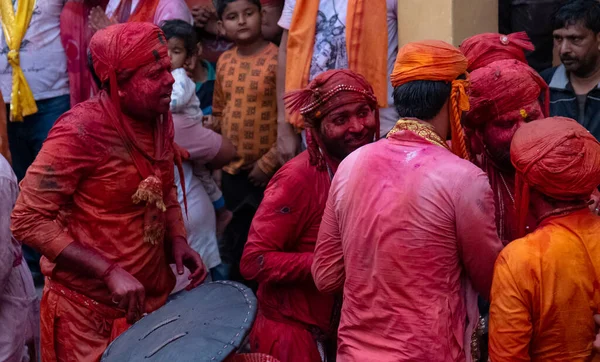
<box><xmin>102</xmin><ymin>281</ymin><xmax>257</xmax><ymax>362</ymax></box>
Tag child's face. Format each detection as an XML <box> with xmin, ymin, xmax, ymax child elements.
<box><xmin>219</xmin><ymin>0</ymin><xmax>263</xmax><ymax>44</ymax></box>
<box><xmin>167</xmin><ymin>37</ymin><xmax>188</xmax><ymax>70</ymax></box>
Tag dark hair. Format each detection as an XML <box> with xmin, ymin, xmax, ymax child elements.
<box><xmin>393</xmin><ymin>80</ymin><xmax>452</xmax><ymax>121</ymax></box>
<box><xmin>160</xmin><ymin>19</ymin><xmax>198</xmax><ymax>56</ymax></box>
<box><xmin>553</xmin><ymin>0</ymin><xmax>600</xmax><ymax>33</ymax></box>
<box><xmin>216</xmin><ymin>0</ymin><xmax>261</xmax><ymax>19</ymax></box>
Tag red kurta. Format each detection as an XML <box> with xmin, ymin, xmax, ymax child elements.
<box><xmin>11</xmin><ymin>93</ymin><xmax>186</xmax><ymax>361</ymax></box>
<box><xmin>240</xmin><ymin>151</ymin><xmax>335</xmax><ymax>362</ymax></box>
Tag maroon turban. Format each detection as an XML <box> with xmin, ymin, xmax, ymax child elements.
<box><xmin>511</xmin><ymin>117</ymin><xmax>600</xmax><ymax>234</ymax></box>
<box><xmin>464</xmin><ymin>59</ymin><xmax>548</xmax><ymax>129</ymax></box>
<box><xmin>284</xmin><ymin>69</ymin><xmax>379</xmax><ymax>170</ymax></box>
<box><xmin>460</xmin><ymin>32</ymin><xmax>534</xmax><ymax>72</ymax></box>
<box><xmin>260</xmin><ymin>0</ymin><xmax>284</xmax><ymax>5</ymax></box>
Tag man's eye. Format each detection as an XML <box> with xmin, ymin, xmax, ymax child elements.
<box><xmin>357</xmin><ymin>110</ymin><xmax>369</xmax><ymax>118</ymax></box>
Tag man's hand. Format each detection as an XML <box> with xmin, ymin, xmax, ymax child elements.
<box><xmin>248</xmin><ymin>163</ymin><xmax>270</xmax><ymax>188</ymax></box>
<box><xmin>172</xmin><ymin>237</ymin><xmax>207</xmax><ymax>290</ymax></box>
<box><xmin>89</xmin><ymin>6</ymin><xmax>116</xmax><ymax>32</ymax></box>
<box><xmin>103</xmin><ymin>265</ymin><xmax>146</xmax><ymax>324</ymax></box>
<box><xmin>191</xmin><ymin>6</ymin><xmax>211</xmax><ymax>28</ymax></box>
<box><xmin>276</xmin><ymin>121</ymin><xmax>300</xmax><ymax>165</ymax></box>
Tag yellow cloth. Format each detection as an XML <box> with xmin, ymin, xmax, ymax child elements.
<box><xmin>489</xmin><ymin>209</ymin><xmax>600</xmax><ymax>361</ymax></box>
<box><xmin>0</xmin><ymin>0</ymin><xmax>37</xmax><ymax>121</ymax></box>
<box><xmin>387</xmin><ymin>119</ymin><xmax>449</xmax><ymax>150</ymax></box>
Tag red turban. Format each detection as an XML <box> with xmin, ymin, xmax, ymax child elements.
<box><xmin>464</xmin><ymin>59</ymin><xmax>548</xmax><ymax>129</ymax></box>
<box><xmin>511</xmin><ymin>117</ymin><xmax>600</xmax><ymax>234</ymax></box>
<box><xmin>284</xmin><ymin>69</ymin><xmax>379</xmax><ymax>170</ymax></box>
<box><xmin>390</xmin><ymin>40</ymin><xmax>470</xmax><ymax>160</ymax></box>
<box><xmin>460</xmin><ymin>32</ymin><xmax>534</xmax><ymax>72</ymax></box>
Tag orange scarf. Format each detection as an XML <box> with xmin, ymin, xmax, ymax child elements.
<box><xmin>285</xmin><ymin>0</ymin><xmax>388</xmax><ymax>128</ymax></box>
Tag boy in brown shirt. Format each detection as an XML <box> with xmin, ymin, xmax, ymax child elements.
<box><xmin>213</xmin><ymin>0</ymin><xmax>279</xmax><ymax>282</ymax></box>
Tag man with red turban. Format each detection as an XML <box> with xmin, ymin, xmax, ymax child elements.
<box><xmin>464</xmin><ymin>59</ymin><xmax>549</xmax><ymax>243</ymax></box>
<box><xmin>240</xmin><ymin>69</ymin><xmax>379</xmax><ymax>362</ymax></box>
<box><xmin>11</xmin><ymin>23</ymin><xmax>206</xmax><ymax>362</ymax></box>
<box><xmin>311</xmin><ymin>40</ymin><xmax>503</xmax><ymax>361</ymax></box>
<box><xmin>460</xmin><ymin>32</ymin><xmax>535</xmax><ymax>72</ymax></box>
<box><xmin>489</xmin><ymin>117</ymin><xmax>600</xmax><ymax>361</ymax></box>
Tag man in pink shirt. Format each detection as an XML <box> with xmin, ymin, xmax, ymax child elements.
<box><xmin>311</xmin><ymin>41</ymin><xmax>503</xmax><ymax>361</ymax></box>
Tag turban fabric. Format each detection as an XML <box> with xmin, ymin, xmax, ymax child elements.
<box><xmin>89</xmin><ymin>23</ymin><xmax>186</xmax><ymax>245</ymax></box>
<box><xmin>460</xmin><ymin>32</ymin><xmax>534</xmax><ymax>72</ymax></box>
<box><xmin>284</xmin><ymin>69</ymin><xmax>379</xmax><ymax>171</ymax></box>
<box><xmin>464</xmin><ymin>59</ymin><xmax>549</xmax><ymax>129</ymax></box>
<box><xmin>391</xmin><ymin>40</ymin><xmax>471</xmax><ymax>160</ymax></box>
<box><xmin>511</xmin><ymin>117</ymin><xmax>600</xmax><ymax>235</ymax></box>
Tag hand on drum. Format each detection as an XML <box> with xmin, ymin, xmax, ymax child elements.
<box><xmin>103</xmin><ymin>264</ymin><xmax>146</xmax><ymax>324</ymax></box>
<box><xmin>172</xmin><ymin>236</ymin><xmax>208</xmax><ymax>291</ymax></box>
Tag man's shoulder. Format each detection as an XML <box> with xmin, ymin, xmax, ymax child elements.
<box><xmin>540</xmin><ymin>66</ymin><xmax>559</xmax><ymax>85</ymax></box>
<box><xmin>273</xmin><ymin>151</ymin><xmax>320</xmax><ymax>184</ymax></box>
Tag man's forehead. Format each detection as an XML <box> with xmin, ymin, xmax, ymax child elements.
<box><xmin>326</xmin><ymin>102</ymin><xmax>370</xmax><ymax>116</ymax></box>
<box><xmin>554</xmin><ymin>22</ymin><xmax>593</xmax><ymax>36</ymax></box>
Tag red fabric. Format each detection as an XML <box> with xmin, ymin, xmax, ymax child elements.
<box><xmin>112</xmin><ymin>0</ymin><xmax>161</xmax><ymax>23</ymax></box>
<box><xmin>240</xmin><ymin>151</ymin><xmax>335</xmax><ymax>362</ymax></box>
<box><xmin>59</xmin><ymin>0</ymin><xmax>108</xmax><ymax>107</ymax></box>
<box><xmin>284</xmin><ymin>69</ymin><xmax>380</xmax><ymax>171</ymax></box>
<box><xmin>464</xmin><ymin>59</ymin><xmax>548</xmax><ymax>129</ymax></box>
<box><xmin>460</xmin><ymin>32</ymin><xmax>534</xmax><ymax>72</ymax></box>
<box><xmin>40</xmin><ymin>284</ymin><xmax>129</xmax><ymax>362</ymax></box>
<box><xmin>511</xmin><ymin>117</ymin><xmax>600</xmax><ymax>234</ymax></box>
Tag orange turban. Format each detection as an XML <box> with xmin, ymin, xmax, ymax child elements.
<box><xmin>460</xmin><ymin>32</ymin><xmax>534</xmax><ymax>72</ymax></box>
<box><xmin>511</xmin><ymin>117</ymin><xmax>600</xmax><ymax>235</ymax></box>
<box><xmin>391</xmin><ymin>40</ymin><xmax>470</xmax><ymax>160</ymax></box>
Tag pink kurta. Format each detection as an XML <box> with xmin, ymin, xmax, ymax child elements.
<box><xmin>312</xmin><ymin>131</ymin><xmax>503</xmax><ymax>361</ymax></box>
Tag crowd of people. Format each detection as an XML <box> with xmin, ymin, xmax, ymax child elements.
<box><xmin>2</xmin><ymin>0</ymin><xmax>600</xmax><ymax>361</ymax></box>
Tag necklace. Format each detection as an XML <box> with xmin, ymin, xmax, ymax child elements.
<box><xmin>498</xmin><ymin>172</ymin><xmax>515</xmax><ymax>205</ymax></box>
<box><xmin>537</xmin><ymin>204</ymin><xmax>588</xmax><ymax>223</ymax></box>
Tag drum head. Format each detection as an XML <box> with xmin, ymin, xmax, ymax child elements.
<box><xmin>102</xmin><ymin>281</ymin><xmax>257</xmax><ymax>362</ymax></box>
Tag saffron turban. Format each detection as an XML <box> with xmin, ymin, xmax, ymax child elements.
<box><xmin>464</xmin><ymin>59</ymin><xmax>548</xmax><ymax>129</ymax></box>
<box><xmin>511</xmin><ymin>117</ymin><xmax>600</xmax><ymax>234</ymax></box>
<box><xmin>460</xmin><ymin>32</ymin><xmax>534</xmax><ymax>72</ymax></box>
<box><xmin>391</xmin><ymin>40</ymin><xmax>470</xmax><ymax>160</ymax></box>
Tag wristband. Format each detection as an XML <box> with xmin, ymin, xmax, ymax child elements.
<box><xmin>101</xmin><ymin>263</ymin><xmax>118</xmax><ymax>280</ymax></box>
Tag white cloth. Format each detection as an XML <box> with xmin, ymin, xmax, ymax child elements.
<box><xmin>105</xmin><ymin>0</ymin><xmax>193</xmax><ymax>24</ymax></box>
<box><xmin>170</xmin><ymin>68</ymin><xmax>222</xmax><ymax>203</ymax></box>
<box><xmin>0</xmin><ymin>155</ymin><xmax>39</xmax><ymax>362</ymax></box>
<box><xmin>170</xmin><ymin>68</ymin><xmax>203</xmax><ymax>121</ymax></box>
<box><xmin>278</xmin><ymin>0</ymin><xmax>399</xmax><ymax>137</ymax></box>
<box><xmin>0</xmin><ymin>0</ymin><xmax>69</xmax><ymax>102</ymax></box>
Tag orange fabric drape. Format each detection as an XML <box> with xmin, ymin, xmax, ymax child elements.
<box><xmin>285</xmin><ymin>0</ymin><xmax>388</xmax><ymax>128</ymax></box>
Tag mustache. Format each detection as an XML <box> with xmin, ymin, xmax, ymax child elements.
<box><xmin>560</xmin><ymin>55</ymin><xmax>578</xmax><ymax>62</ymax></box>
